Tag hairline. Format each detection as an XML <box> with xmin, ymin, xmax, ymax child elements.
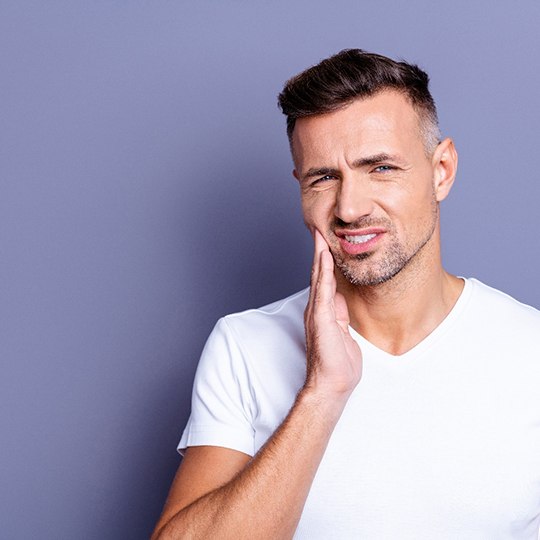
<box><xmin>287</xmin><ymin>89</ymin><xmax>441</xmax><ymax>161</ymax></box>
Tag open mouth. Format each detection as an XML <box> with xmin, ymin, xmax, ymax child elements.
<box><xmin>344</xmin><ymin>233</ymin><xmax>377</xmax><ymax>244</ymax></box>
<box><xmin>337</xmin><ymin>230</ymin><xmax>385</xmax><ymax>255</ymax></box>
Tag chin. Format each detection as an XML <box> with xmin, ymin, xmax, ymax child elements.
<box><xmin>335</xmin><ymin>251</ymin><xmax>409</xmax><ymax>288</ymax></box>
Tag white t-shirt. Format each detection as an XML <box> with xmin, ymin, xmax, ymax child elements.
<box><xmin>179</xmin><ymin>278</ymin><xmax>540</xmax><ymax>539</ymax></box>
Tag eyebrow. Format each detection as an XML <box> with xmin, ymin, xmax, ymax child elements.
<box><xmin>301</xmin><ymin>153</ymin><xmax>406</xmax><ymax>180</ymax></box>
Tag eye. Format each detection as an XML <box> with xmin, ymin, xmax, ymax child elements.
<box><xmin>313</xmin><ymin>174</ymin><xmax>337</xmax><ymax>185</ymax></box>
<box><xmin>373</xmin><ymin>165</ymin><xmax>395</xmax><ymax>173</ymax></box>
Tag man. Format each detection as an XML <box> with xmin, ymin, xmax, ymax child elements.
<box><xmin>153</xmin><ymin>50</ymin><xmax>540</xmax><ymax>539</ymax></box>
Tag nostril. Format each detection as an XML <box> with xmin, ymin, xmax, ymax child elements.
<box><xmin>334</xmin><ymin>202</ymin><xmax>374</xmax><ymax>223</ymax></box>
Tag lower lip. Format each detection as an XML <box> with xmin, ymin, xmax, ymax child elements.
<box><xmin>338</xmin><ymin>233</ymin><xmax>384</xmax><ymax>255</ymax></box>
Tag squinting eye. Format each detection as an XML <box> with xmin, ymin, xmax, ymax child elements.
<box><xmin>374</xmin><ymin>165</ymin><xmax>394</xmax><ymax>173</ymax></box>
<box><xmin>314</xmin><ymin>175</ymin><xmax>336</xmax><ymax>184</ymax></box>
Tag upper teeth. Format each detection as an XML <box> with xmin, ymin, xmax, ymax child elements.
<box><xmin>345</xmin><ymin>234</ymin><xmax>376</xmax><ymax>244</ymax></box>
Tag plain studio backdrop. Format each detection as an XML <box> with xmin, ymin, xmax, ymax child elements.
<box><xmin>1</xmin><ymin>1</ymin><xmax>539</xmax><ymax>538</ymax></box>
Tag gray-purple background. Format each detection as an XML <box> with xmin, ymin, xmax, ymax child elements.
<box><xmin>2</xmin><ymin>1</ymin><xmax>539</xmax><ymax>538</ymax></box>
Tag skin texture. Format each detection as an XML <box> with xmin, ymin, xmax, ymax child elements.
<box><xmin>152</xmin><ymin>90</ymin><xmax>461</xmax><ymax>538</ymax></box>
<box><xmin>293</xmin><ymin>91</ymin><xmax>462</xmax><ymax>355</ymax></box>
<box><xmin>294</xmin><ymin>92</ymin><xmax>443</xmax><ymax>289</ymax></box>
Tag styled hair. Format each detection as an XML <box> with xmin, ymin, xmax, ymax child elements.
<box><xmin>278</xmin><ymin>49</ymin><xmax>441</xmax><ymax>154</ymax></box>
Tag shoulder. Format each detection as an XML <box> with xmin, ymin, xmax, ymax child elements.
<box><xmin>199</xmin><ymin>288</ymin><xmax>308</xmax><ymax>375</ymax></box>
<box><xmin>464</xmin><ymin>279</ymin><xmax>540</xmax><ymax>405</ymax></box>
<box><xmin>182</xmin><ymin>289</ymin><xmax>310</xmax><ymax>456</ymax></box>
<box><xmin>220</xmin><ymin>287</ymin><xmax>309</xmax><ymax>345</ymax></box>
<box><xmin>465</xmin><ymin>279</ymin><xmax>540</xmax><ymax>354</ymax></box>
<box><xmin>196</xmin><ymin>288</ymin><xmax>308</xmax><ymax>408</ymax></box>
<box><xmin>467</xmin><ymin>278</ymin><xmax>540</xmax><ymax>325</ymax></box>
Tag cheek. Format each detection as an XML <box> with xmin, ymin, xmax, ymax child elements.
<box><xmin>392</xmin><ymin>190</ymin><xmax>437</xmax><ymax>235</ymax></box>
<box><xmin>301</xmin><ymin>193</ymin><xmax>334</xmax><ymax>226</ymax></box>
<box><xmin>389</xmin><ymin>178</ymin><xmax>436</xmax><ymax>215</ymax></box>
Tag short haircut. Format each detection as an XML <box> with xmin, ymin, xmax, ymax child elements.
<box><xmin>278</xmin><ymin>49</ymin><xmax>441</xmax><ymax>154</ymax></box>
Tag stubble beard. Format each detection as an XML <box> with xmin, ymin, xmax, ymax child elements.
<box><xmin>331</xmin><ymin>197</ymin><xmax>439</xmax><ymax>288</ymax></box>
<box><xmin>333</xmin><ymin>242</ymin><xmax>410</xmax><ymax>286</ymax></box>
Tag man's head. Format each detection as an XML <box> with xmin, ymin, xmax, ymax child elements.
<box><xmin>278</xmin><ymin>50</ymin><xmax>457</xmax><ymax>288</ymax></box>
<box><xmin>278</xmin><ymin>49</ymin><xmax>441</xmax><ymax>158</ymax></box>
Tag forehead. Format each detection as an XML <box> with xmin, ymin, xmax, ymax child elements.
<box><xmin>291</xmin><ymin>91</ymin><xmax>424</xmax><ymax>169</ymax></box>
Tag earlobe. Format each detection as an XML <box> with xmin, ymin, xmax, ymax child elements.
<box><xmin>433</xmin><ymin>138</ymin><xmax>458</xmax><ymax>202</ymax></box>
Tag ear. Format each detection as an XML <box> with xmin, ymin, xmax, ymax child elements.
<box><xmin>432</xmin><ymin>137</ymin><xmax>458</xmax><ymax>202</ymax></box>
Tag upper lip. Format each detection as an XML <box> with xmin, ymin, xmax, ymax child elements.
<box><xmin>335</xmin><ymin>227</ymin><xmax>386</xmax><ymax>238</ymax></box>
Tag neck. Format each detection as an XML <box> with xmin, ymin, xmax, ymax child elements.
<box><xmin>337</xmin><ymin>240</ymin><xmax>464</xmax><ymax>356</ymax></box>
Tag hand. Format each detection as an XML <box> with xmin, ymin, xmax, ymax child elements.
<box><xmin>303</xmin><ymin>230</ymin><xmax>363</xmax><ymax>399</ymax></box>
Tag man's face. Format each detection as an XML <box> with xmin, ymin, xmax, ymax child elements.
<box><xmin>292</xmin><ymin>91</ymin><xmax>451</xmax><ymax>287</ymax></box>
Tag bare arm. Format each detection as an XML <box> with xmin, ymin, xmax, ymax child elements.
<box><xmin>152</xmin><ymin>231</ymin><xmax>362</xmax><ymax>539</ymax></box>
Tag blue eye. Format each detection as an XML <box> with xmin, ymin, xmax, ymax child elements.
<box><xmin>373</xmin><ymin>165</ymin><xmax>396</xmax><ymax>173</ymax></box>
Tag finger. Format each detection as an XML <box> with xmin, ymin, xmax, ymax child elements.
<box><xmin>333</xmin><ymin>291</ymin><xmax>351</xmax><ymax>330</ymax></box>
<box><xmin>312</xmin><ymin>230</ymin><xmax>330</xmax><ymax>284</ymax></box>
<box><xmin>316</xmin><ymin>248</ymin><xmax>337</xmax><ymax>308</ymax></box>
<box><xmin>313</xmin><ymin>228</ymin><xmax>329</xmax><ymax>257</ymax></box>
<box><xmin>308</xmin><ymin>229</ymin><xmax>326</xmax><ymax>305</ymax></box>
<box><xmin>311</xmin><ymin>229</ymin><xmax>326</xmax><ymax>277</ymax></box>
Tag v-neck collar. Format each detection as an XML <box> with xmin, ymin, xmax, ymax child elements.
<box><xmin>348</xmin><ymin>277</ymin><xmax>473</xmax><ymax>362</ymax></box>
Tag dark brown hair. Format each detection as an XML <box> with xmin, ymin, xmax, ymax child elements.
<box><xmin>278</xmin><ymin>49</ymin><xmax>440</xmax><ymax>152</ymax></box>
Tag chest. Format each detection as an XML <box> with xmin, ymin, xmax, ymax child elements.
<box><xmin>296</xmin><ymin>360</ymin><xmax>540</xmax><ymax>539</ymax></box>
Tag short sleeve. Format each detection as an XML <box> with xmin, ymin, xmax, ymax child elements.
<box><xmin>177</xmin><ymin>317</ymin><xmax>256</xmax><ymax>456</ymax></box>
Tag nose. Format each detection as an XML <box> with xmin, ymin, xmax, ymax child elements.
<box><xmin>334</xmin><ymin>175</ymin><xmax>375</xmax><ymax>224</ymax></box>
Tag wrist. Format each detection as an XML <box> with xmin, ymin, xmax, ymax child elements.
<box><xmin>302</xmin><ymin>368</ymin><xmax>358</xmax><ymax>400</ymax></box>
<box><xmin>296</xmin><ymin>383</ymin><xmax>351</xmax><ymax>423</ymax></box>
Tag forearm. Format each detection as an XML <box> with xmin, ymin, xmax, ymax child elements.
<box><xmin>155</xmin><ymin>232</ymin><xmax>362</xmax><ymax>539</ymax></box>
<box><xmin>154</xmin><ymin>387</ymin><xmax>348</xmax><ymax>539</ymax></box>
